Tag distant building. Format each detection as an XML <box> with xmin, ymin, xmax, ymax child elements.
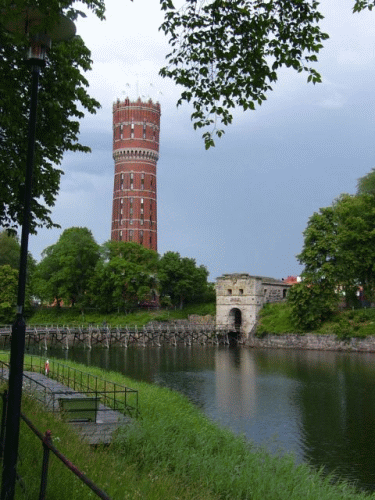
<box><xmin>216</xmin><ymin>273</ymin><xmax>291</xmax><ymax>337</ymax></box>
<box><xmin>111</xmin><ymin>98</ymin><xmax>161</xmax><ymax>251</ymax></box>
<box><xmin>283</xmin><ymin>276</ymin><xmax>301</xmax><ymax>285</ymax></box>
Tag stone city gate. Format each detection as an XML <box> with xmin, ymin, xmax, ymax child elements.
<box><xmin>215</xmin><ymin>274</ymin><xmax>291</xmax><ymax>338</ymax></box>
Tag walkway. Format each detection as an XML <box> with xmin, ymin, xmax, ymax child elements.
<box><xmin>1</xmin><ymin>369</ymin><xmax>131</xmax><ymax>445</ymax></box>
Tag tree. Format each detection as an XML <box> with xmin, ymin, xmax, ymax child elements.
<box><xmin>335</xmin><ymin>193</ymin><xmax>375</xmax><ymax>302</ymax></box>
<box><xmin>0</xmin><ymin>1</ymin><xmax>104</xmax><ymax>232</ymax></box>
<box><xmin>87</xmin><ymin>241</ymin><xmax>159</xmax><ymax>313</ymax></box>
<box><xmin>1</xmin><ymin>1</ymin><xmax>372</xmax><ymax>233</ymax></box>
<box><xmin>288</xmin><ymin>191</ymin><xmax>375</xmax><ymax>329</ymax></box>
<box><xmin>160</xmin><ymin>0</ymin><xmax>329</xmax><ymax>148</ymax></box>
<box><xmin>0</xmin><ymin>265</ymin><xmax>19</xmax><ymax>324</ymax></box>
<box><xmin>158</xmin><ymin>251</ymin><xmax>211</xmax><ymax>309</ymax></box>
<box><xmin>33</xmin><ymin>227</ymin><xmax>100</xmax><ymax>306</ymax></box>
<box><xmin>0</xmin><ymin>230</ymin><xmax>36</xmax><ymax>288</ymax></box>
<box><xmin>160</xmin><ymin>0</ymin><xmax>373</xmax><ymax>148</ymax></box>
<box><xmin>0</xmin><ymin>231</ymin><xmax>21</xmax><ymax>270</ymax></box>
<box><xmin>287</xmin><ymin>279</ymin><xmax>339</xmax><ymax>331</ymax></box>
<box><xmin>357</xmin><ymin>168</ymin><xmax>375</xmax><ymax>196</ymax></box>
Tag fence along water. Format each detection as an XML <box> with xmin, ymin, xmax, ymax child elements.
<box><xmin>0</xmin><ymin>323</ymin><xmax>233</xmax><ymax>349</ymax></box>
<box><xmin>0</xmin><ymin>390</ymin><xmax>113</xmax><ymax>500</ymax></box>
<box><xmin>0</xmin><ymin>355</ymin><xmax>138</xmax><ymax>417</ymax></box>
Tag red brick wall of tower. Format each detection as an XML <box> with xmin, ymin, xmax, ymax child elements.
<box><xmin>111</xmin><ymin>98</ymin><xmax>161</xmax><ymax>251</ymax></box>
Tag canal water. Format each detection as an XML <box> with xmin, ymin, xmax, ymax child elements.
<box><xmin>35</xmin><ymin>344</ymin><xmax>375</xmax><ymax>492</ymax></box>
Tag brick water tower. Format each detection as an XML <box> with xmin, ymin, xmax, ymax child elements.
<box><xmin>111</xmin><ymin>97</ymin><xmax>161</xmax><ymax>251</ymax></box>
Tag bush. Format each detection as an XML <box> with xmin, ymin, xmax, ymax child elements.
<box><xmin>256</xmin><ymin>302</ymin><xmax>297</xmax><ymax>335</ymax></box>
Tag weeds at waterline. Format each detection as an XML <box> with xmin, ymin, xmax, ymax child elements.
<box><xmin>0</xmin><ymin>354</ymin><xmax>374</xmax><ymax>499</ymax></box>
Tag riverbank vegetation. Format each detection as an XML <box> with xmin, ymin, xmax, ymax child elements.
<box><xmin>257</xmin><ymin>302</ymin><xmax>375</xmax><ymax>338</ymax></box>
<box><xmin>27</xmin><ymin>302</ymin><xmax>216</xmax><ymax>327</ymax></box>
<box><xmin>0</xmin><ymin>229</ymin><xmax>215</xmax><ymax>324</ymax></box>
<box><xmin>287</xmin><ymin>170</ymin><xmax>375</xmax><ymax>332</ymax></box>
<box><xmin>3</xmin><ymin>354</ymin><xmax>375</xmax><ymax>500</ymax></box>
<box><xmin>0</xmin><ymin>384</ymin><xmax>216</xmax><ymax>500</ymax></box>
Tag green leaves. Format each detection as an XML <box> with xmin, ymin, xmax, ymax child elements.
<box><xmin>0</xmin><ymin>265</ymin><xmax>19</xmax><ymax>323</ymax></box>
<box><xmin>289</xmin><ymin>188</ymin><xmax>375</xmax><ymax>330</ymax></box>
<box><xmin>158</xmin><ymin>251</ymin><xmax>211</xmax><ymax>309</ymax></box>
<box><xmin>0</xmin><ymin>1</ymin><xmax>102</xmax><ymax>232</ymax></box>
<box><xmin>356</xmin><ymin>168</ymin><xmax>375</xmax><ymax>196</ymax></box>
<box><xmin>353</xmin><ymin>1</ymin><xmax>375</xmax><ymax>13</ymax></box>
<box><xmin>159</xmin><ymin>0</ymin><xmax>328</xmax><ymax>148</ymax></box>
<box><xmin>87</xmin><ymin>241</ymin><xmax>159</xmax><ymax>313</ymax></box>
<box><xmin>33</xmin><ymin>227</ymin><xmax>100</xmax><ymax>307</ymax></box>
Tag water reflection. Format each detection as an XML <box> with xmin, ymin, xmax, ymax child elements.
<box><xmin>31</xmin><ymin>344</ymin><xmax>375</xmax><ymax>491</ymax></box>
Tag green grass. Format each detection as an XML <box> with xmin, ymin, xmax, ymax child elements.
<box><xmin>256</xmin><ymin>302</ymin><xmax>297</xmax><ymax>335</ymax></box>
<box><xmin>317</xmin><ymin>307</ymin><xmax>375</xmax><ymax>338</ymax></box>
<box><xmin>4</xmin><ymin>353</ymin><xmax>375</xmax><ymax>500</ymax></box>
<box><xmin>0</xmin><ymin>384</ymin><xmax>217</xmax><ymax>499</ymax></box>
<box><xmin>26</xmin><ymin>302</ymin><xmax>216</xmax><ymax>327</ymax></box>
<box><xmin>256</xmin><ymin>302</ymin><xmax>375</xmax><ymax>338</ymax></box>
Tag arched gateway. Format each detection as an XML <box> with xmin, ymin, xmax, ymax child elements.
<box><xmin>216</xmin><ymin>274</ymin><xmax>291</xmax><ymax>338</ymax></box>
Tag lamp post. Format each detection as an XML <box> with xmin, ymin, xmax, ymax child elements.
<box><xmin>1</xmin><ymin>9</ymin><xmax>75</xmax><ymax>500</ymax></box>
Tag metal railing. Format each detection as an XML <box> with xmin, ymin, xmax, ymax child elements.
<box><xmin>0</xmin><ymin>390</ymin><xmax>112</xmax><ymax>500</ymax></box>
<box><xmin>0</xmin><ymin>355</ymin><xmax>138</xmax><ymax>418</ymax></box>
<box><xmin>28</xmin><ymin>355</ymin><xmax>138</xmax><ymax>416</ymax></box>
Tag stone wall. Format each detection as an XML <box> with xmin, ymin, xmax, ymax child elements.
<box><xmin>245</xmin><ymin>333</ymin><xmax>375</xmax><ymax>352</ymax></box>
<box><xmin>216</xmin><ymin>274</ymin><xmax>263</xmax><ymax>334</ymax></box>
<box><xmin>216</xmin><ymin>273</ymin><xmax>291</xmax><ymax>335</ymax></box>
<box><xmin>263</xmin><ymin>283</ymin><xmax>287</xmax><ymax>304</ymax></box>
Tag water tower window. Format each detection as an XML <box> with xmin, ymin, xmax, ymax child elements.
<box><xmin>131</xmin><ymin>122</ymin><xmax>134</xmax><ymax>139</ymax></box>
<box><xmin>141</xmin><ymin>173</ymin><xmax>145</xmax><ymax>190</ymax></box>
<box><xmin>140</xmin><ymin>230</ymin><xmax>144</xmax><ymax>244</ymax></box>
<box><xmin>130</xmin><ymin>172</ymin><xmax>134</xmax><ymax>190</ymax></box>
<box><xmin>143</xmin><ymin>122</ymin><xmax>146</xmax><ymax>139</ymax></box>
<box><xmin>120</xmin><ymin>124</ymin><xmax>123</xmax><ymax>139</ymax></box>
<box><xmin>119</xmin><ymin>231</ymin><xmax>122</xmax><ymax>241</ymax></box>
<box><xmin>129</xmin><ymin>230</ymin><xmax>133</xmax><ymax>241</ymax></box>
<box><xmin>239</xmin><ymin>289</ymin><xmax>243</xmax><ymax>295</ymax></box>
<box><xmin>228</xmin><ymin>289</ymin><xmax>232</xmax><ymax>295</ymax></box>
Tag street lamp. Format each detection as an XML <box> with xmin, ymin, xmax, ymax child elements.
<box><xmin>1</xmin><ymin>9</ymin><xmax>75</xmax><ymax>500</ymax></box>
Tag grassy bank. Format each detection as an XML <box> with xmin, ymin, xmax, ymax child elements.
<box><xmin>256</xmin><ymin>302</ymin><xmax>375</xmax><ymax>338</ymax></box>
<box><xmin>27</xmin><ymin>302</ymin><xmax>216</xmax><ymax>327</ymax></box>
<box><xmin>0</xmin><ymin>386</ymin><xmax>216</xmax><ymax>500</ymax></box>
<box><xmin>3</xmin><ymin>353</ymin><xmax>375</xmax><ymax>500</ymax></box>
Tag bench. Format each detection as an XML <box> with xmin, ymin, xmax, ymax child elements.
<box><xmin>58</xmin><ymin>397</ymin><xmax>99</xmax><ymax>422</ymax></box>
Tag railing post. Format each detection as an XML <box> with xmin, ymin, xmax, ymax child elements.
<box><xmin>39</xmin><ymin>430</ymin><xmax>52</xmax><ymax>500</ymax></box>
<box><xmin>0</xmin><ymin>391</ymin><xmax>8</xmax><ymax>460</ymax></box>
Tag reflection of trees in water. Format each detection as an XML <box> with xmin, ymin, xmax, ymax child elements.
<box><xmin>240</xmin><ymin>349</ymin><xmax>375</xmax><ymax>491</ymax></box>
<box><xmin>288</xmin><ymin>352</ymin><xmax>375</xmax><ymax>491</ymax></box>
<box><xmin>45</xmin><ymin>343</ymin><xmax>216</xmax><ymax>388</ymax></box>
<box><xmin>41</xmin><ymin>345</ymin><xmax>375</xmax><ymax>492</ymax></box>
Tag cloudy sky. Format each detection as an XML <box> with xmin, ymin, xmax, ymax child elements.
<box><xmin>27</xmin><ymin>0</ymin><xmax>375</xmax><ymax>281</ymax></box>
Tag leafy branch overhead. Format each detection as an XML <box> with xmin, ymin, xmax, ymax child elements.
<box><xmin>0</xmin><ymin>0</ymin><xmax>104</xmax><ymax>232</ymax></box>
<box><xmin>159</xmin><ymin>0</ymin><xmax>329</xmax><ymax>148</ymax></box>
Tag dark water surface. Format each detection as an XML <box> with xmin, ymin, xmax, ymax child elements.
<box><xmin>36</xmin><ymin>345</ymin><xmax>375</xmax><ymax>492</ymax></box>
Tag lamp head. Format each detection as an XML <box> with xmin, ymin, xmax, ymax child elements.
<box><xmin>3</xmin><ymin>7</ymin><xmax>76</xmax><ymax>63</ymax></box>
